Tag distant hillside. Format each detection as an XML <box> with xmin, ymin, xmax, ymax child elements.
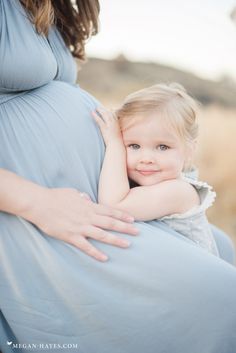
<box><xmin>77</xmin><ymin>56</ymin><xmax>236</xmax><ymax>107</ymax></box>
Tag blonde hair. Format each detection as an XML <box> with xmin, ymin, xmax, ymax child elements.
<box><xmin>116</xmin><ymin>83</ymin><xmax>199</xmax><ymax>171</ymax></box>
<box><xmin>116</xmin><ymin>83</ymin><xmax>198</xmax><ymax>141</ymax></box>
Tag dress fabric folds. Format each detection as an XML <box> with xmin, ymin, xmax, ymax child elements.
<box><xmin>0</xmin><ymin>1</ymin><xmax>236</xmax><ymax>352</ymax></box>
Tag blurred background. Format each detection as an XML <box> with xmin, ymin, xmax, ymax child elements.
<box><xmin>76</xmin><ymin>0</ymin><xmax>236</xmax><ymax>249</ymax></box>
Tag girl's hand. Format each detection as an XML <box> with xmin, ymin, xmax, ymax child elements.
<box><xmin>24</xmin><ymin>187</ymin><xmax>139</xmax><ymax>262</ymax></box>
<box><xmin>92</xmin><ymin>107</ymin><xmax>122</xmax><ymax>145</ymax></box>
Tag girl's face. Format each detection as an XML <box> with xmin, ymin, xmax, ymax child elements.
<box><xmin>122</xmin><ymin>113</ymin><xmax>189</xmax><ymax>186</ymax></box>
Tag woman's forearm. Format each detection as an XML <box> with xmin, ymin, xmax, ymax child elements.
<box><xmin>0</xmin><ymin>168</ymin><xmax>138</xmax><ymax>261</ymax></box>
<box><xmin>98</xmin><ymin>140</ymin><xmax>130</xmax><ymax>205</ymax></box>
<box><xmin>0</xmin><ymin>168</ymin><xmax>45</xmax><ymax>220</ymax></box>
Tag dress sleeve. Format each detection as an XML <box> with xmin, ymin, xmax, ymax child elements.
<box><xmin>184</xmin><ymin>177</ymin><xmax>216</xmax><ymax>213</ymax></box>
<box><xmin>199</xmin><ymin>182</ymin><xmax>216</xmax><ymax>211</ymax></box>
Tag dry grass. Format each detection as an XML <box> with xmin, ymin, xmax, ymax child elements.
<box><xmin>196</xmin><ymin>105</ymin><xmax>236</xmax><ymax>249</ymax></box>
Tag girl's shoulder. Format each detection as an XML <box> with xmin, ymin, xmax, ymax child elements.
<box><xmin>145</xmin><ymin>178</ymin><xmax>200</xmax><ymax>216</ymax></box>
<box><xmin>159</xmin><ymin>176</ymin><xmax>216</xmax><ymax>220</ymax></box>
<box><xmin>167</xmin><ymin>178</ymin><xmax>201</xmax><ymax>212</ymax></box>
<box><xmin>181</xmin><ymin>175</ymin><xmax>216</xmax><ymax>210</ymax></box>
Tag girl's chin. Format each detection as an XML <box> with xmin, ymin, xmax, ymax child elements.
<box><xmin>130</xmin><ymin>177</ymin><xmax>162</xmax><ymax>187</ymax></box>
<box><xmin>140</xmin><ymin>180</ymin><xmax>160</xmax><ymax>186</ymax></box>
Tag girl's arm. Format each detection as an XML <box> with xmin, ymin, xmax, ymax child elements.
<box><xmin>93</xmin><ymin>108</ymin><xmax>199</xmax><ymax>221</ymax></box>
<box><xmin>112</xmin><ymin>179</ymin><xmax>200</xmax><ymax>221</ymax></box>
<box><xmin>92</xmin><ymin>108</ymin><xmax>130</xmax><ymax>205</ymax></box>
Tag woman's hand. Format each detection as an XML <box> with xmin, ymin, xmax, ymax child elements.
<box><xmin>92</xmin><ymin>107</ymin><xmax>122</xmax><ymax>145</ymax></box>
<box><xmin>24</xmin><ymin>187</ymin><xmax>139</xmax><ymax>262</ymax></box>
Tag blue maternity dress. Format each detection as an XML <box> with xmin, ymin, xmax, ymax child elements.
<box><xmin>0</xmin><ymin>1</ymin><xmax>236</xmax><ymax>352</ymax></box>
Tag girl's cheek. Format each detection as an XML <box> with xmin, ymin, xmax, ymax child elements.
<box><xmin>126</xmin><ymin>154</ymin><xmax>132</xmax><ymax>167</ymax></box>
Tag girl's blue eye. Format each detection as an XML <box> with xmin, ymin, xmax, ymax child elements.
<box><xmin>128</xmin><ymin>144</ymin><xmax>140</xmax><ymax>150</ymax></box>
<box><xmin>158</xmin><ymin>144</ymin><xmax>169</xmax><ymax>151</ymax></box>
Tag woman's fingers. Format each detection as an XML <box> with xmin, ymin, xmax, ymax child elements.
<box><xmin>30</xmin><ymin>187</ymin><xmax>138</xmax><ymax>261</ymax></box>
<box><xmin>92</xmin><ymin>203</ymin><xmax>139</xmax><ymax>235</ymax></box>
<box><xmin>69</xmin><ymin>234</ymin><xmax>109</xmax><ymax>262</ymax></box>
<box><xmin>91</xmin><ymin>214</ymin><xmax>139</xmax><ymax>235</ymax></box>
<box><xmin>67</xmin><ymin>226</ymin><xmax>131</xmax><ymax>262</ymax></box>
<box><xmin>94</xmin><ymin>203</ymin><xmax>135</xmax><ymax>223</ymax></box>
<box><xmin>83</xmin><ymin>225</ymin><xmax>130</xmax><ymax>248</ymax></box>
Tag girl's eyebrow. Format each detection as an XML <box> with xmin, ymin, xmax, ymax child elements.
<box><xmin>156</xmin><ymin>139</ymin><xmax>177</xmax><ymax>144</ymax></box>
<box><xmin>123</xmin><ymin>140</ymin><xmax>140</xmax><ymax>145</ymax></box>
<box><xmin>124</xmin><ymin>137</ymin><xmax>176</xmax><ymax>144</ymax></box>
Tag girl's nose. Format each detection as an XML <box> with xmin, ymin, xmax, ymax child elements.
<box><xmin>139</xmin><ymin>153</ymin><xmax>155</xmax><ymax>164</ymax></box>
<box><xmin>140</xmin><ymin>158</ymin><xmax>154</xmax><ymax>164</ymax></box>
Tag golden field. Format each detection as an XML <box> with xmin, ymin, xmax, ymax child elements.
<box><xmin>197</xmin><ymin>105</ymin><xmax>236</xmax><ymax>249</ymax></box>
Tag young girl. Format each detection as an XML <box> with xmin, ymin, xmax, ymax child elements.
<box><xmin>93</xmin><ymin>83</ymin><xmax>219</xmax><ymax>256</ymax></box>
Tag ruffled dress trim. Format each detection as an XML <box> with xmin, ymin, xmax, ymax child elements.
<box><xmin>160</xmin><ymin>175</ymin><xmax>216</xmax><ymax>221</ymax></box>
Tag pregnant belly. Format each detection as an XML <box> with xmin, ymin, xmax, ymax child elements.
<box><xmin>0</xmin><ymin>81</ymin><xmax>104</xmax><ymax>199</ymax></box>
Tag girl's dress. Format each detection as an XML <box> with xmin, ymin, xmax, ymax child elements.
<box><xmin>160</xmin><ymin>176</ymin><xmax>219</xmax><ymax>256</ymax></box>
<box><xmin>1</xmin><ymin>1</ymin><xmax>236</xmax><ymax>353</ymax></box>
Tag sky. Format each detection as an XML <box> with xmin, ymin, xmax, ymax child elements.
<box><xmin>86</xmin><ymin>0</ymin><xmax>236</xmax><ymax>81</ymax></box>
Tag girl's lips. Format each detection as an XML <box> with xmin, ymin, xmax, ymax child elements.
<box><xmin>137</xmin><ymin>170</ymin><xmax>158</xmax><ymax>176</ymax></box>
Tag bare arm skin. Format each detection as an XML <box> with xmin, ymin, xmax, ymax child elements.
<box><xmin>109</xmin><ymin>180</ymin><xmax>200</xmax><ymax>221</ymax></box>
<box><xmin>92</xmin><ymin>108</ymin><xmax>130</xmax><ymax>205</ymax></box>
<box><xmin>0</xmin><ymin>168</ymin><xmax>139</xmax><ymax>262</ymax></box>
<box><xmin>93</xmin><ymin>109</ymin><xmax>200</xmax><ymax>221</ymax></box>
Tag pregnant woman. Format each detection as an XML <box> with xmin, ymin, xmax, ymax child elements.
<box><xmin>0</xmin><ymin>1</ymin><xmax>236</xmax><ymax>352</ymax></box>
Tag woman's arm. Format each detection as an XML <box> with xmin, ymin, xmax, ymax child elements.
<box><xmin>0</xmin><ymin>168</ymin><xmax>139</xmax><ymax>261</ymax></box>
<box><xmin>92</xmin><ymin>108</ymin><xmax>130</xmax><ymax>205</ymax></box>
<box><xmin>0</xmin><ymin>168</ymin><xmax>45</xmax><ymax>218</ymax></box>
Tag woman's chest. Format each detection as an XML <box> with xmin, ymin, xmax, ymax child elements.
<box><xmin>0</xmin><ymin>0</ymin><xmax>77</xmax><ymax>92</ymax></box>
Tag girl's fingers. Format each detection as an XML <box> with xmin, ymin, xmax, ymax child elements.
<box><xmin>95</xmin><ymin>107</ymin><xmax>106</xmax><ymax>118</ymax></box>
<box><xmin>93</xmin><ymin>108</ymin><xmax>118</xmax><ymax>129</ymax></box>
<box><xmin>96</xmin><ymin>107</ymin><xmax>114</xmax><ymax>123</ymax></box>
<box><xmin>91</xmin><ymin>111</ymin><xmax>105</xmax><ymax>126</ymax></box>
